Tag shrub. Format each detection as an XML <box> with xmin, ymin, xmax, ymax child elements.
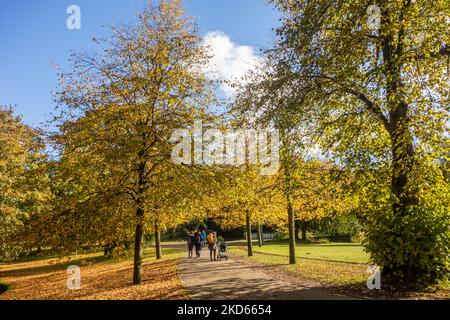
<box><xmin>364</xmin><ymin>205</ymin><xmax>450</xmax><ymax>286</ymax></box>
<box><xmin>273</xmin><ymin>232</ymin><xmax>288</xmax><ymax>240</ymax></box>
<box><xmin>313</xmin><ymin>214</ymin><xmax>362</xmax><ymax>243</ymax></box>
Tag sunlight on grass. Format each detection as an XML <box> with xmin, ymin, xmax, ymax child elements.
<box><xmin>229</xmin><ymin>245</ymin><xmax>368</xmax><ymax>286</ymax></box>
<box><xmin>250</xmin><ymin>241</ymin><xmax>370</xmax><ymax>263</ymax></box>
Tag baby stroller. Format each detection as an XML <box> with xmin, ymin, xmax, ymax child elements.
<box><xmin>217</xmin><ymin>242</ymin><xmax>229</xmax><ymax>261</ymax></box>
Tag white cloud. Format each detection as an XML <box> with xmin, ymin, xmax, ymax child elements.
<box><xmin>203</xmin><ymin>31</ymin><xmax>261</xmax><ymax>96</ymax></box>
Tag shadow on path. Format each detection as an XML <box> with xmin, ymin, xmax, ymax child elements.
<box><xmin>178</xmin><ymin>255</ymin><xmax>358</xmax><ymax>300</ymax></box>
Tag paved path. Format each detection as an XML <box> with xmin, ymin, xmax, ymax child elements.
<box><xmin>178</xmin><ymin>254</ymin><xmax>355</xmax><ymax>300</ymax></box>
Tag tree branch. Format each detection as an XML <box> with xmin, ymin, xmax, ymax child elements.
<box><xmin>348</xmin><ymin>90</ymin><xmax>390</xmax><ymax>132</ymax></box>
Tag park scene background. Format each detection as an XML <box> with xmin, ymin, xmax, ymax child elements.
<box><xmin>0</xmin><ymin>0</ymin><xmax>449</xmax><ymax>300</ymax></box>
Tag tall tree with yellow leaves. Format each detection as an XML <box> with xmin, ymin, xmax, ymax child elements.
<box><xmin>209</xmin><ymin>167</ymin><xmax>284</xmax><ymax>256</ymax></box>
<box><xmin>53</xmin><ymin>0</ymin><xmax>215</xmax><ymax>284</ymax></box>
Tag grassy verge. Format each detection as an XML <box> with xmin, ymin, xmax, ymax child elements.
<box><xmin>229</xmin><ymin>243</ymin><xmax>450</xmax><ymax>299</ymax></box>
<box><xmin>244</xmin><ymin>241</ymin><xmax>369</xmax><ymax>263</ymax></box>
<box><xmin>0</xmin><ymin>247</ymin><xmax>188</xmax><ymax>300</ymax></box>
<box><xmin>229</xmin><ymin>246</ymin><xmax>367</xmax><ymax>285</ymax></box>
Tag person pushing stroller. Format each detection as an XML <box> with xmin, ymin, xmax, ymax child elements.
<box><xmin>217</xmin><ymin>241</ymin><xmax>229</xmax><ymax>261</ymax></box>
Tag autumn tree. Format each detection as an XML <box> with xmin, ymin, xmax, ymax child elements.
<box><xmin>0</xmin><ymin>106</ymin><xmax>51</xmax><ymax>260</ymax></box>
<box><xmin>290</xmin><ymin>160</ymin><xmax>346</xmax><ymax>241</ymax></box>
<box><xmin>53</xmin><ymin>0</ymin><xmax>215</xmax><ymax>284</ymax></box>
<box><xmin>262</xmin><ymin>0</ymin><xmax>450</xmax><ymax>284</ymax></box>
<box><xmin>231</xmin><ymin>81</ymin><xmax>313</xmax><ymax>264</ymax></box>
<box><xmin>145</xmin><ymin>164</ymin><xmax>214</xmax><ymax>259</ymax></box>
<box><xmin>209</xmin><ymin>167</ymin><xmax>284</xmax><ymax>256</ymax></box>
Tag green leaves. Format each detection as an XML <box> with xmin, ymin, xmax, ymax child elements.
<box><xmin>364</xmin><ymin>205</ymin><xmax>450</xmax><ymax>284</ymax></box>
<box><xmin>233</xmin><ymin>0</ymin><xmax>450</xmax><ymax>285</ymax></box>
<box><xmin>0</xmin><ymin>106</ymin><xmax>51</xmax><ymax>261</ymax></box>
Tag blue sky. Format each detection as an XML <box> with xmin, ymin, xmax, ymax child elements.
<box><xmin>0</xmin><ymin>0</ymin><xmax>280</xmax><ymax>127</ymax></box>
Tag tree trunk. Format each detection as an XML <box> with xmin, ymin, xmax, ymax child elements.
<box><xmin>287</xmin><ymin>200</ymin><xmax>296</xmax><ymax>264</ymax></box>
<box><xmin>246</xmin><ymin>211</ymin><xmax>253</xmax><ymax>257</ymax></box>
<box><xmin>382</xmin><ymin>36</ymin><xmax>419</xmax><ymax>214</ymax></box>
<box><xmin>260</xmin><ymin>224</ymin><xmax>265</xmax><ymax>245</ymax></box>
<box><xmin>257</xmin><ymin>223</ymin><xmax>263</xmax><ymax>247</ymax></box>
<box><xmin>294</xmin><ymin>225</ymin><xmax>300</xmax><ymax>241</ymax></box>
<box><xmin>155</xmin><ymin>220</ymin><xmax>162</xmax><ymax>260</ymax></box>
<box><xmin>301</xmin><ymin>221</ymin><xmax>307</xmax><ymax>241</ymax></box>
<box><xmin>382</xmin><ymin>33</ymin><xmax>419</xmax><ymax>282</ymax></box>
<box><xmin>280</xmin><ymin>131</ymin><xmax>296</xmax><ymax>264</ymax></box>
<box><xmin>133</xmin><ymin>160</ymin><xmax>146</xmax><ymax>285</ymax></box>
<box><xmin>133</xmin><ymin>213</ymin><xmax>144</xmax><ymax>285</ymax></box>
<box><xmin>390</xmin><ymin>108</ymin><xmax>418</xmax><ymax>214</ymax></box>
<box><xmin>389</xmin><ymin>106</ymin><xmax>419</xmax><ymax>283</ymax></box>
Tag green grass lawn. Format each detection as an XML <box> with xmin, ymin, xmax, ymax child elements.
<box><xmin>228</xmin><ymin>241</ymin><xmax>370</xmax><ymax>285</ymax></box>
<box><xmin>247</xmin><ymin>241</ymin><xmax>369</xmax><ymax>264</ymax></box>
<box><xmin>229</xmin><ymin>245</ymin><xmax>368</xmax><ymax>285</ymax></box>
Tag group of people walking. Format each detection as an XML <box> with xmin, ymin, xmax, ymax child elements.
<box><xmin>187</xmin><ymin>230</ymin><xmax>221</xmax><ymax>261</ymax></box>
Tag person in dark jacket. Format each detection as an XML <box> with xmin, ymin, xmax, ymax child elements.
<box><xmin>195</xmin><ymin>231</ymin><xmax>202</xmax><ymax>258</ymax></box>
<box><xmin>187</xmin><ymin>232</ymin><xmax>195</xmax><ymax>258</ymax></box>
